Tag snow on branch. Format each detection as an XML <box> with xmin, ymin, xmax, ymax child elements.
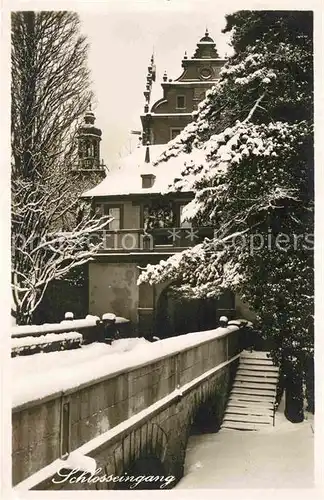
<box><xmin>12</xmin><ymin>172</ymin><xmax>112</xmax><ymax>324</ymax></box>
<box><xmin>137</xmin><ymin>118</ymin><xmax>311</xmax><ymax>297</ymax></box>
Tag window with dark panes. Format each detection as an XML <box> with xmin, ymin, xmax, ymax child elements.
<box><xmin>176</xmin><ymin>95</ymin><xmax>186</xmax><ymax>109</ymax></box>
<box><xmin>170</xmin><ymin>128</ymin><xmax>183</xmax><ymax>140</ymax></box>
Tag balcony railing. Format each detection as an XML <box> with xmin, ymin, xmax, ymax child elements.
<box><xmin>93</xmin><ymin>227</ymin><xmax>215</xmax><ymax>253</ymax></box>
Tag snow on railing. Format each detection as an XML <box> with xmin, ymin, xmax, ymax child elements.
<box><xmin>10</xmin><ymin>314</ymin><xmax>101</xmax><ymax>357</ymax></box>
<box><xmin>11</xmin><ymin>315</ymin><xmax>100</xmax><ymax>339</ymax></box>
<box><xmin>11</xmin><ymin>332</ymin><xmax>83</xmax><ymax>357</ymax></box>
<box><xmin>10</xmin><ymin>313</ymin><xmax>133</xmax><ymax>357</ymax></box>
<box><xmin>12</xmin><ymin>331</ymin><xmax>82</xmax><ymax>348</ymax></box>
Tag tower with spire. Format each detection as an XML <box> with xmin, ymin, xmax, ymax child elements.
<box><xmin>141</xmin><ymin>29</ymin><xmax>227</xmax><ymax>145</ymax></box>
<box><xmin>76</xmin><ymin>105</ymin><xmax>106</xmax><ymax>176</ymax></box>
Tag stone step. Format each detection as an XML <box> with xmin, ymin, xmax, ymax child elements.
<box><xmin>231</xmin><ymin>387</ymin><xmax>276</xmax><ymax>397</ymax></box>
<box><xmin>239</xmin><ymin>364</ymin><xmax>279</xmax><ymax>372</ymax></box>
<box><xmin>238</xmin><ymin>360</ymin><xmax>279</xmax><ymax>373</ymax></box>
<box><xmin>235</xmin><ymin>375</ymin><xmax>278</xmax><ymax>384</ymax></box>
<box><xmin>239</xmin><ymin>358</ymin><xmax>274</xmax><ymax>366</ymax></box>
<box><xmin>225</xmin><ymin>403</ymin><xmax>272</xmax><ymax>416</ymax></box>
<box><xmin>229</xmin><ymin>394</ymin><xmax>274</xmax><ymax>403</ymax></box>
<box><xmin>237</xmin><ymin>368</ymin><xmax>279</xmax><ymax>377</ymax></box>
<box><xmin>241</xmin><ymin>350</ymin><xmax>271</xmax><ymax>359</ymax></box>
<box><xmin>233</xmin><ymin>381</ymin><xmax>277</xmax><ymax>391</ymax></box>
<box><xmin>221</xmin><ymin>421</ymin><xmax>271</xmax><ymax>431</ymax></box>
<box><xmin>224</xmin><ymin>413</ymin><xmax>273</xmax><ymax>424</ymax></box>
<box><xmin>228</xmin><ymin>399</ymin><xmax>273</xmax><ymax>409</ymax></box>
<box><xmin>222</xmin><ymin>350</ymin><xmax>278</xmax><ymax>432</ymax></box>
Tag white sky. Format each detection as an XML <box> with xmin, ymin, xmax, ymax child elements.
<box><xmin>77</xmin><ymin>0</ymin><xmax>234</xmax><ymax>165</ymax></box>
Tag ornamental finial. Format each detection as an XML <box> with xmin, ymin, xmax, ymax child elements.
<box><xmin>145</xmin><ymin>143</ymin><xmax>150</xmax><ymax>163</ymax></box>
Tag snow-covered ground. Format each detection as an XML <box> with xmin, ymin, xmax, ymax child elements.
<box><xmin>177</xmin><ymin>402</ymin><xmax>314</xmax><ymax>489</ymax></box>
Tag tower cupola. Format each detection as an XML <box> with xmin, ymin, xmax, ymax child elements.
<box><xmin>199</xmin><ymin>28</ymin><xmax>214</xmax><ymax>43</ymax></box>
<box><xmin>77</xmin><ymin>105</ymin><xmax>105</xmax><ymax>172</ymax></box>
<box><xmin>84</xmin><ymin>109</ymin><xmax>96</xmax><ymax>125</ymax></box>
<box><xmin>193</xmin><ymin>29</ymin><xmax>219</xmax><ymax>58</ymax></box>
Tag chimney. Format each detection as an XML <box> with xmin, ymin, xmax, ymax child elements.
<box><xmin>141</xmin><ymin>173</ymin><xmax>156</xmax><ymax>188</ymax></box>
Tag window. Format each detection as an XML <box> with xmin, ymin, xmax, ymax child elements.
<box><xmin>86</xmin><ymin>141</ymin><xmax>94</xmax><ymax>157</ymax></box>
<box><xmin>176</xmin><ymin>95</ymin><xmax>186</xmax><ymax>109</ymax></box>
<box><xmin>143</xmin><ymin>202</ymin><xmax>174</xmax><ymax>230</ymax></box>
<box><xmin>180</xmin><ymin>204</ymin><xmax>192</xmax><ymax>228</ymax></box>
<box><xmin>103</xmin><ymin>206</ymin><xmax>121</xmax><ymax>230</ymax></box>
<box><xmin>170</xmin><ymin>128</ymin><xmax>183</xmax><ymax>141</ymax></box>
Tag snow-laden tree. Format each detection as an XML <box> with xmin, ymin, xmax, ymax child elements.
<box><xmin>139</xmin><ymin>11</ymin><xmax>314</xmax><ymax>420</ymax></box>
<box><xmin>12</xmin><ymin>172</ymin><xmax>111</xmax><ymax>325</ymax></box>
<box><xmin>11</xmin><ymin>11</ymin><xmax>109</xmax><ymax>324</ymax></box>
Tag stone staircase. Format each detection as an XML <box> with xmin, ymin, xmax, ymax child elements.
<box><xmin>221</xmin><ymin>350</ymin><xmax>280</xmax><ymax>431</ymax></box>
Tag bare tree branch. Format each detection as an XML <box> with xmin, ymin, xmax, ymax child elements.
<box><xmin>11</xmin><ymin>11</ymin><xmax>104</xmax><ymax>324</ymax></box>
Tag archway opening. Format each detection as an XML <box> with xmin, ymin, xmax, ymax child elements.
<box><xmin>190</xmin><ymin>398</ymin><xmax>219</xmax><ymax>435</ymax></box>
<box><xmin>154</xmin><ymin>285</ymin><xmax>218</xmax><ymax>339</ymax></box>
<box><xmin>189</xmin><ymin>391</ymin><xmax>229</xmax><ymax>436</ymax></box>
<box><xmin>115</xmin><ymin>454</ymin><xmax>170</xmax><ymax>490</ymax></box>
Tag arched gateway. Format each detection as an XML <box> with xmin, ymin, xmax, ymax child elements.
<box><xmin>154</xmin><ymin>285</ymin><xmax>236</xmax><ymax>339</ymax></box>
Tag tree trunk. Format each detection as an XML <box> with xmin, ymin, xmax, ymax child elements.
<box><xmin>304</xmin><ymin>354</ymin><xmax>314</xmax><ymax>413</ymax></box>
<box><xmin>16</xmin><ymin>305</ymin><xmax>33</xmax><ymax>326</ymax></box>
<box><xmin>21</xmin><ymin>12</ymin><xmax>37</xmax><ymax>179</ymax></box>
<box><xmin>284</xmin><ymin>357</ymin><xmax>304</xmax><ymax>423</ymax></box>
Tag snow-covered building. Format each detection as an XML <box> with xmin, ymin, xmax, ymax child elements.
<box><xmin>141</xmin><ymin>29</ymin><xmax>226</xmax><ymax>145</ymax></box>
<box><xmin>80</xmin><ymin>31</ymin><xmax>235</xmax><ymax>338</ymax></box>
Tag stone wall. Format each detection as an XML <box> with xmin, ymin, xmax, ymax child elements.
<box><xmin>88</xmin><ymin>262</ymin><xmax>139</xmax><ymax>323</ymax></box>
<box><xmin>12</xmin><ymin>396</ymin><xmax>62</xmax><ymax>486</ymax></box>
<box><xmin>39</xmin><ymin>367</ymin><xmax>232</xmax><ymax>491</ymax></box>
<box><xmin>13</xmin><ymin>326</ymin><xmax>242</xmax><ymax>488</ymax></box>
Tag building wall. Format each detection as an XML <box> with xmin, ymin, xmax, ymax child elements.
<box><xmin>150</xmin><ymin>115</ymin><xmax>192</xmax><ymax>144</ymax></box>
<box><xmin>94</xmin><ymin>201</ymin><xmax>140</xmax><ymax>230</ymax></box>
<box><xmin>144</xmin><ymin>58</ymin><xmax>225</xmax><ymax>144</ymax></box>
<box><xmin>153</xmin><ymin>85</ymin><xmax>208</xmax><ymax>114</ymax></box>
<box><xmin>123</xmin><ymin>201</ymin><xmax>140</xmax><ymax>229</ymax></box>
<box><xmin>89</xmin><ymin>262</ymin><xmax>139</xmax><ymax>323</ymax></box>
<box><xmin>180</xmin><ymin>60</ymin><xmax>224</xmax><ymax>81</ymax></box>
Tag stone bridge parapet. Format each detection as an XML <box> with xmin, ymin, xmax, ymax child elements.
<box><xmin>13</xmin><ymin>324</ymin><xmax>244</xmax><ymax>490</ymax></box>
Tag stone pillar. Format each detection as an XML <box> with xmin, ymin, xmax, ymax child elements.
<box><xmin>216</xmin><ymin>290</ymin><xmax>236</xmax><ymax>321</ymax></box>
<box><xmin>138</xmin><ymin>282</ymin><xmax>155</xmax><ymax>339</ymax></box>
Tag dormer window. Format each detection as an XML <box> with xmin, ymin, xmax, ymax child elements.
<box><xmin>176</xmin><ymin>95</ymin><xmax>186</xmax><ymax>110</ymax></box>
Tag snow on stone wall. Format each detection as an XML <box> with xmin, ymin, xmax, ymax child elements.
<box><xmin>11</xmin><ymin>316</ymin><xmax>100</xmax><ymax>338</ymax></box>
<box><xmin>12</xmin><ymin>327</ymin><xmax>238</xmax><ymax>408</ymax></box>
<box><xmin>12</xmin><ymin>332</ymin><xmax>82</xmax><ymax>349</ymax></box>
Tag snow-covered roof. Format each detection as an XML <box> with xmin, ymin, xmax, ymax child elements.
<box><xmin>81</xmin><ymin>144</ymin><xmax>191</xmax><ymax>198</ymax></box>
